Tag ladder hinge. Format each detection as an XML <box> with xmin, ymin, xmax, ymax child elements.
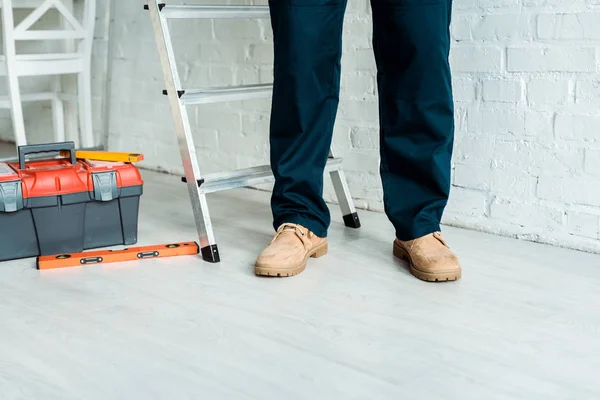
<box><xmin>181</xmin><ymin>177</ymin><xmax>205</xmax><ymax>187</ymax></box>
<box><xmin>163</xmin><ymin>89</ymin><xmax>185</xmax><ymax>98</ymax></box>
<box><xmin>143</xmin><ymin>3</ymin><xmax>166</xmax><ymax>11</ymax></box>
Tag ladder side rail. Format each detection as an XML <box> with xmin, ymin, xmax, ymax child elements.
<box><xmin>328</xmin><ymin>149</ymin><xmax>361</xmax><ymax>228</ymax></box>
<box><xmin>146</xmin><ymin>0</ymin><xmax>219</xmax><ymax>261</ymax></box>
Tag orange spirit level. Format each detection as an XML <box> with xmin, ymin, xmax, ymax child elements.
<box><xmin>37</xmin><ymin>242</ymin><xmax>199</xmax><ymax>270</ymax></box>
<box><xmin>59</xmin><ymin>150</ymin><xmax>145</xmax><ymax>163</ymax></box>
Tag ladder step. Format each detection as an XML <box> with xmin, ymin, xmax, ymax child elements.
<box><xmin>190</xmin><ymin>158</ymin><xmax>343</xmax><ymax>194</ymax></box>
<box><xmin>160</xmin><ymin>5</ymin><xmax>270</xmax><ymax>20</ymax></box>
<box><xmin>180</xmin><ymin>84</ymin><xmax>273</xmax><ymax>106</ymax></box>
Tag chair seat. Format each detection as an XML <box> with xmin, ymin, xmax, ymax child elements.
<box><xmin>0</xmin><ymin>53</ymin><xmax>85</xmax><ymax>76</ymax></box>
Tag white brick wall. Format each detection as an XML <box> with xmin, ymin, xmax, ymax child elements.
<box><xmin>104</xmin><ymin>0</ymin><xmax>600</xmax><ymax>253</ymax></box>
<box><xmin>447</xmin><ymin>0</ymin><xmax>600</xmax><ymax>253</ymax></box>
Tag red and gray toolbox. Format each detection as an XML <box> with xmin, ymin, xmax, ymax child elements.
<box><xmin>0</xmin><ymin>142</ymin><xmax>143</xmax><ymax>262</ymax></box>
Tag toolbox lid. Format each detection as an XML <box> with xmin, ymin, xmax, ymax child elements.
<box><xmin>0</xmin><ymin>142</ymin><xmax>143</xmax><ymax>200</ymax></box>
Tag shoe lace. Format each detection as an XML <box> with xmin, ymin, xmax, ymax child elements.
<box><xmin>272</xmin><ymin>223</ymin><xmax>309</xmax><ymax>244</ymax></box>
<box><xmin>407</xmin><ymin>231</ymin><xmax>447</xmax><ymax>252</ymax></box>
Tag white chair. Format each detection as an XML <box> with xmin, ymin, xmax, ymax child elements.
<box><xmin>0</xmin><ymin>0</ymin><xmax>96</xmax><ymax>149</ymax></box>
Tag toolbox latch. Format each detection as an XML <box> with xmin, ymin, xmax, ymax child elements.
<box><xmin>0</xmin><ymin>181</ymin><xmax>24</xmax><ymax>212</ymax></box>
<box><xmin>92</xmin><ymin>171</ymin><xmax>119</xmax><ymax>202</ymax></box>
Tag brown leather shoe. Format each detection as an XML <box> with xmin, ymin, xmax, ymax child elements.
<box><xmin>255</xmin><ymin>223</ymin><xmax>328</xmax><ymax>277</ymax></box>
<box><xmin>393</xmin><ymin>232</ymin><xmax>462</xmax><ymax>282</ymax></box>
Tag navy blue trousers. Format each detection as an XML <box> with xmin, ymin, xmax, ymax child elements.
<box><xmin>269</xmin><ymin>0</ymin><xmax>454</xmax><ymax>240</ymax></box>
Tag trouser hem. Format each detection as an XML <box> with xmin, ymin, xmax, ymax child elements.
<box><xmin>273</xmin><ymin>214</ymin><xmax>328</xmax><ymax>238</ymax></box>
<box><xmin>395</xmin><ymin>224</ymin><xmax>441</xmax><ymax>242</ymax></box>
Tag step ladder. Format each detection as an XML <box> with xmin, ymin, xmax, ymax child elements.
<box><xmin>145</xmin><ymin>1</ymin><xmax>361</xmax><ymax>263</ymax></box>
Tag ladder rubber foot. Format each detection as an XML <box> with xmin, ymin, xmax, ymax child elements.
<box><xmin>201</xmin><ymin>244</ymin><xmax>220</xmax><ymax>263</ymax></box>
<box><xmin>343</xmin><ymin>212</ymin><xmax>361</xmax><ymax>229</ymax></box>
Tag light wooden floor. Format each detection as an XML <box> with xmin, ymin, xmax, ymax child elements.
<box><xmin>1</xmin><ymin>170</ymin><xmax>599</xmax><ymax>400</ymax></box>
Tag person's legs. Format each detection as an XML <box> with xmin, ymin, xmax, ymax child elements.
<box><xmin>256</xmin><ymin>0</ymin><xmax>348</xmax><ymax>277</ymax></box>
<box><xmin>269</xmin><ymin>0</ymin><xmax>348</xmax><ymax>239</ymax></box>
<box><xmin>371</xmin><ymin>0</ymin><xmax>454</xmax><ymax>241</ymax></box>
<box><xmin>371</xmin><ymin>0</ymin><xmax>461</xmax><ymax>281</ymax></box>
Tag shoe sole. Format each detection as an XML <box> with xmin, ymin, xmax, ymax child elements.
<box><xmin>393</xmin><ymin>241</ymin><xmax>461</xmax><ymax>282</ymax></box>
<box><xmin>255</xmin><ymin>241</ymin><xmax>328</xmax><ymax>277</ymax></box>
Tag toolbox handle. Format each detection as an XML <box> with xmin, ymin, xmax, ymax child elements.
<box><xmin>18</xmin><ymin>142</ymin><xmax>77</xmax><ymax>170</ymax></box>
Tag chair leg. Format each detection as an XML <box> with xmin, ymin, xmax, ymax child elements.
<box><xmin>7</xmin><ymin>73</ymin><xmax>26</xmax><ymax>147</ymax></box>
<box><xmin>51</xmin><ymin>77</ymin><xmax>66</xmax><ymax>143</ymax></box>
<box><xmin>77</xmin><ymin>69</ymin><xmax>94</xmax><ymax>148</ymax></box>
<box><xmin>51</xmin><ymin>97</ymin><xmax>66</xmax><ymax>143</ymax></box>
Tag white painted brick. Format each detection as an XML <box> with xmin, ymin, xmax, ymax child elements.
<box><xmin>341</xmin><ymin>73</ymin><xmax>376</xmax><ymax>98</ymax></box>
<box><xmin>346</xmin><ymin>172</ymin><xmax>383</xmax><ymax>203</ymax></box>
<box><xmin>454</xmin><ymin>0</ymin><xmax>479</xmax><ymax>10</ymax></box>
<box><xmin>538</xmin><ymin>13</ymin><xmax>600</xmax><ymax>40</ymax></box>
<box><xmin>567</xmin><ymin>212</ymin><xmax>600</xmax><ymax>239</ymax></box>
<box><xmin>492</xmin><ymin>169</ymin><xmax>537</xmax><ymax>198</ymax></box>
<box><xmin>170</xmin><ymin>21</ymin><xmax>213</xmax><ymax>42</ymax></box>
<box><xmin>538</xmin><ymin>176</ymin><xmax>600</xmax><ymax>206</ymax></box>
<box><xmin>453</xmin><ymin>78</ymin><xmax>477</xmax><ymax>102</ymax></box>
<box><xmin>455</xmin><ymin>159</ymin><xmax>535</xmax><ymax>199</ymax></box>
<box><xmin>259</xmin><ymin>20</ymin><xmax>273</xmax><ymax>42</ymax></box>
<box><xmin>346</xmin><ymin>0</ymin><xmax>369</xmax><ymax>13</ymax></box>
<box><xmin>491</xmin><ymin>199</ymin><xmax>564</xmax><ymax>228</ymax></box>
<box><xmin>191</xmin><ymin>129</ymin><xmax>219</xmax><ymax>152</ymax></box>
<box><xmin>576</xmin><ymin>81</ymin><xmax>600</xmax><ymax>104</ymax></box>
<box><xmin>209</xmin><ymin>65</ymin><xmax>236</xmax><ymax>87</ymax></box>
<box><xmin>555</xmin><ymin>114</ymin><xmax>600</xmax><ymax>141</ymax></box>
<box><xmin>248</xmin><ymin>44</ymin><xmax>274</xmax><ymax>65</ymax></box>
<box><xmin>343</xmin><ymin>151</ymin><xmax>380</xmax><ymax>174</ymax></box>
<box><xmin>236</xmin><ymin>65</ymin><xmax>260</xmax><ymax>85</ymax></box>
<box><xmin>350</xmin><ymin>125</ymin><xmax>379</xmax><ymax>150</ymax></box>
<box><xmin>446</xmin><ymin>187</ymin><xmax>487</xmax><ymax>217</ymax></box>
<box><xmin>213</xmin><ymin>20</ymin><xmax>261</xmax><ymax>40</ymax></box>
<box><xmin>356</xmin><ymin>49</ymin><xmax>376</xmax><ymax>70</ymax></box>
<box><xmin>454</xmin><ymin>163</ymin><xmax>492</xmax><ymax>191</ymax></box>
<box><xmin>493</xmin><ymin>140</ymin><xmax>583</xmax><ymax>173</ymax></box>
<box><xmin>242</xmin><ymin>113</ymin><xmax>270</xmax><ymax>138</ymax></box>
<box><xmin>219</xmin><ymin>133</ymin><xmax>268</xmax><ymax>155</ymax></box>
<box><xmin>454</xmin><ymin>105</ymin><xmax>468</xmax><ymax>132</ymax></box>
<box><xmin>584</xmin><ymin>149</ymin><xmax>600</xmax><ymax>175</ymax></box>
<box><xmin>527</xmin><ymin>80</ymin><xmax>569</xmax><ymax>107</ymax></box>
<box><xmin>482</xmin><ymin>80</ymin><xmax>522</xmax><ymax>103</ymax></box>
<box><xmin>472</xmin><ymin>14</ymin><xmax>531</xmax><ymax>41</ymax></box>
<box><xmin>195</xmin><ymin>108</ymin><xmax>242</xmax><ymax>133</ymax></box>
<box><xmin>451</xmin><ymin>14</ymin><xmax>474</xmax><ymax>41</ymax></box>
<box><xmin>524</xmin><ymin>111</ymin><xmax>553</xmax><ymax>139</ymax></box>
<box><xmin>339</xmin><ymin>99</ymin><xmax>379</xmax><ymax>122</ymax></box>
<box><xmin>507</xmin><ymin>47</ymin><xmax>596</xmax><ymax>72</ymax></box>
<box><xmin>525</xmin><ymin>0</ymin><xmax>586</xmax><ymax>5</ymax></box>
<box><xmin>468</xmin><ymin>109</ymin><xmax>525</xmax><ymax>135</ymax></box>
<box><xmin>259</xmin><ymin>66</ymin><xmax>274</xmax><ymax>83</ymax></box>
<box><xmin>450</xmin><ymin>46</ymin><xmax>504</xmax><ymax>72</ymax></box>
<box><xmin>479</xmin><ymin>0</ymin><xmax>520</xmax><ymax>7</ymax></box>
<box><xmin>454</xmin><ymin>134</ymin><xmax>496</xmax><ymax>165</ymax></box>
<box><xmin>343</xmin><ymin>16</ymin><xmax>372</xmax><ymax>42</ymax></box>
<box><xmin>199</xmin><ymin>44</ymin><xmax>245</xmax><ymax>64</ymax></box>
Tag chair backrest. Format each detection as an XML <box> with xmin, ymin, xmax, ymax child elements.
<box><xmin>1</xmin><ymin>0</ymin><xmax>96</xmax><ymax>58</ymax></box>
